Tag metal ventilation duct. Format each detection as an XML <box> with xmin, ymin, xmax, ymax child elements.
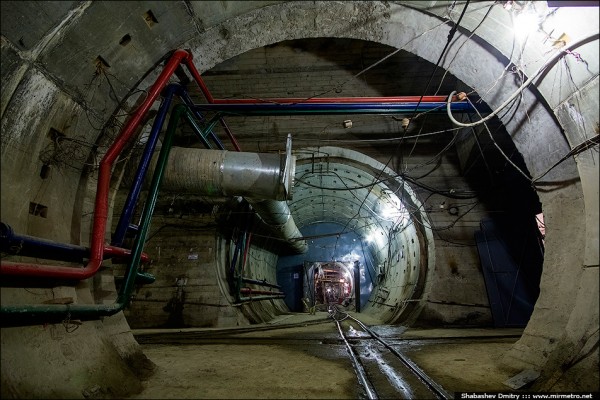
<box><xmin>135</xmin><ymin>136</ymin><xmax>307</xmax><ymax>254</ymax></box>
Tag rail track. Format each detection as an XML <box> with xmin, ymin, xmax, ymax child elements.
<box><xmin>328</xmin><ymin>305</ymin><xmax>453</xmax><ymax>399</ymax></box>
<box><xmin>133</xmin><ymin>311</ymin><xmax>519</xmax><ymax>399</ymax></box>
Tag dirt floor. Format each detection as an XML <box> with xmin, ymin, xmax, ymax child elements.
<box><xmin>402</xmin><ymin>337</ymin><xmax>522</xmax><ymax>392</ymax></box>
<box><xmin>129</xmin><ymin>316</ymin><xmax>357</xmax><ymax>399</ymax></box>
<box><xmin>129</xmin><ymin>343</ymin><xmax>356</xmax><ymax>399</ymax></box>
<box><xmin>127</xmin><ymin>313</ymin><xmax>523</xmax><ymax>399</ymax></box>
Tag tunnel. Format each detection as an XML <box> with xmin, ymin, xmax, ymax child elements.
<box><xmin>1</xmin><ymin>1</ymin><xmax>598</xmax><ymax>398</ymax></box>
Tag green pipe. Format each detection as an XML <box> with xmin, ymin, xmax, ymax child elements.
<box><xmin>238</xmin><ymin>295</ymin><xmax>286</xmax><ymax>302</ymax></box>
<box><xmin>235</xmin><ymin>231</ymin><xmax>246</xmax><ymax>302</ymax></box>
<box><xmin>184</xmin><ymin>109</ymin><xmax>212</xmax><ymax>148</ymax></box>
<box><xmin>117</xmin><ymin>104</ymin><xmax>181</xmax><ymax>305</ymax></box>
<box><xmin>136</xmin><ymin>271</ymin><xmax>155</xmax><ymax>284</ymax></box>
<box><xmin>0</xmin><ymin>105</ymin><xmax>186</xmax><ymax>326</ymax></box>
<box><xmin>200</xmin><ymin>113</ymin><xmax>222</xmax><ymax>140</ymax></box>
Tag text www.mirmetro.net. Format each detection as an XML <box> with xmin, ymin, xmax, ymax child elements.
<box><xmin>455</xmin><ymin>392</ymin><xmax>599</xmax><ymax>400</ymax></box>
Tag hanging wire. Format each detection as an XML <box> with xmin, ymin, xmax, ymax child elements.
<box><xmin>446</xmin><ymin>33</ymin><xmax>600</xmax><ymax>128</ymax></box>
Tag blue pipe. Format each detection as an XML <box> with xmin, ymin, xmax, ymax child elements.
<box><xmin>112</xmin><ymin>84</ymin><xmax>231</xmax><ymax>247</ymax></box>
<box><xmin>1</xmin><ymin>222</ymin><xmax>95</xmax><ymax>263</ymax></box>
<box><xmin>193</xmin><ymin>101</ymin><xmax>474</xmax><ymax>115</ymax></box>
<box><xmin>112</xmin><ymin>83</ymin><xmax>183</xmax><ymax>246</ymax></box>
<box><xmin>0</xmin><ymin>104</ymin><xmax>187</xmax><ymax>325</ymax></box>
<box><xmin>0</xmin><ymin>223</ymin><xmax>155</xmax><ymax>284</ymax></box>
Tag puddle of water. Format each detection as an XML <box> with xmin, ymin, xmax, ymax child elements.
<box><xmin>361</xmin><ymin>341</ymin><xmax>414</xmax><ymax>398</ymax></box>
<box><xmin>346</xmin><ymin>324</ymin><xmax>370</xmax><ymax>338</ymax></box>
<box><xmin>369</xmin><ymin>325</ymin><xmax>408</xmax><ymax>337</ymax></box>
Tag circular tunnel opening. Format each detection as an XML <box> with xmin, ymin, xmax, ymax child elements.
<box><xmin>276</xmin><ymin>147</ymin><xmax>433</xmax><ymax>324</ymax></box>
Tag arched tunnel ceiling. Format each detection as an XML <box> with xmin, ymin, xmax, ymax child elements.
<box><xmin>3</xmin><ymin>0</ymin><xmax>592</xmax><ymax>191</ymax></box>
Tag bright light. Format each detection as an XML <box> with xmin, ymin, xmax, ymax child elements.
<box><xmin>379</xmin><ymin>201</ymin><xmax>401</xmax><ymax>220</ymax></box>
<box><xmin>514</xmin><ymin>9</ymin><xmax>540</xmax><ymax>42</ymax></box>
<box><xmin>364</xmin><ymin>229</ymin><xmax>385</xmax><ymax>248</ymax></box>
<box><xmin>377</xmin><ymin>192</ymin><xmax>409</xmax><ymax>225</ymax></box>
<box><xmin>339</xmin><ymin>252</ymin><xmax>361</xmax><ymax>264</ymax></box>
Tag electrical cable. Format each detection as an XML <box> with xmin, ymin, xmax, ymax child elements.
<box><xmin>296</xmin><ymin>172</ymin><xmax>478</xmax><ymax>199</ymax></box>
<box><xmin>219</xmin><ymin>2</ymin><xmax>492</xmax><ymax>108</ymax></box>
<box><xmin>446</xmin><ymin>33</ymin><xmax>600</xmax><ymax>128</ymax></box>
<box><xmin>396</xmin><ymin>0</ymin><xmax>470</xmax><ymax>194</ymax></box>
<box><xmin>465</xmin><ymin>97</ymin><xmax>533</xmax><ymax>182</ymax></box>
<box><xmin>433</xmin><ymin>2</ymin><xmax>499</xmax><ymax>95</ymax></box>
<box><xmin>533</xmin><ymin>134</ymin><xmax>599</xmax><ymax>182</ymax></box>
<box><xmin>404</xmin><ymin>0</ymin><xmax>470</xmax><ymax>132</ymax></box>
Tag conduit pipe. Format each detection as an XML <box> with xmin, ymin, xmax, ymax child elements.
<box><xmin>1</xmin><ymin>104</ymin><xmax>296</xmax><ymax>323</ymax></box>
<box><xmin>0</xmin><ymin>48</ymin><xmax>467</xmax><ymax>288</ymax></box>
<box><xmin>0</xmin><ymin>223</ymin><xmax>153</xmax><ymax>283</ymax></box>
<box><xmin>184</xmin><ymin>56</ymin><xmax>242</xmax><ymax>152</ymax></box>
<box><xmin>193</xmin><ymin>101</ymin><xmax>473</xmax><ymax>116</ymax></box>
<box><xmin>112</xmin><ymin>83</ymin><xmax>183</xmax><ymax>246</ymax></box>
<box><xmin>239</xmin><ymin>288</ymin><xmax>285</xmax><ymax>296</ymax></box>
<box><xmin>1</xmin><ymin>222</ymin><xmax>151</xmax><ymax>264</ymax></box>
<box><xmin>239</xmin><ymin>295</ymin><xmax>286</xmax><ymax>302</ymax></box>
<box><xmin>0</xmin><ymin>101</ymin><xmax>183</xmax><ymax>325</ymax></box>
<box><xmin>206</xmin><ymin>95</ymin><xmax>460</xmax><ymax>104</ymax></box>
<box><xmin>113</xmin><ymin>83</ymin><xmax>224</xmax><ymax>246</ymax></box>
<box><xmin>241</xmin><ymin>278</ymin><xmax>282</xmax><ymax>289</ymax></box>
<box><xmin>179</xmin><ymin>89</ymin><xmax>225</xmax><ymax>150</ymax></box>
<box><xmin>150</xmin><ymin>147</ymin><xmax>294</xmax><ymax>200</ymax></box>
<box><xmin>246</xmin><ymin>198</ymin><xmax>308</xmax><ymax>254</ymax></box>
<box><xmin>0</xmin><ymin>49</ymin><xmax>240</xmax><ymax>281</ymax></box>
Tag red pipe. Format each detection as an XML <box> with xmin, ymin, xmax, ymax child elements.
<box><xmin>184</xmin><ymin>58</ymin><xmax>215</xmax><ymax>103</ymax></box>
<box><xmin>180</xmin><ymin>59</ymin><xmax>456</xmax><ymax>106</ymax></box>
<box><xmin>0</xmin><ymin>48</ymin><xmax>461</xmax><ymax>281</ymax></box>
<box><xmin>218</xmin><ymin>118</ymin><xmax>242</xmax><ymax>152</ymax></box>
<box><xmin>1</xmin><ymin>50</ymin><xmax>193</xmax><ymax>280</ymax></box>
<box><xmin>105</xmin><ymin>245</ymin><xmax>151</xmax><ymax>264</ymax></box>
<box><xmin>0</xmin><ymin>244</ymin><xmax>150</xmax><ymax>279</ymax></box>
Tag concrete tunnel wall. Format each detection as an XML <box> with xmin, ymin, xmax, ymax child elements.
<box><xmin>0</xmin><ymin>1</ymin><xmax>598</xmax><ymax>397</ymax></box>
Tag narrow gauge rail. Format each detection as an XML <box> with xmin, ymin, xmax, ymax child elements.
<box><xmin>329</xmin><ymin>305</ymin><xmax>453</xmax><ymax>400</ymax></box>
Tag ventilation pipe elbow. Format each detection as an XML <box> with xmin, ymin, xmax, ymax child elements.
<box><xmin>246</xmin><ymin>198</ymin><xmax>308</xmax><ymax>254</ymax></box>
